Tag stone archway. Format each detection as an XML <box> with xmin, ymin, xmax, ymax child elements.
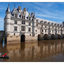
<box><xmin>38</xmin><ymin>34</ymin><xmax>41</xmax><ymax>41</ymax></box>
<box><xmin>58</xmin><ymin>34</ymin><xmax>61</xmax><ymax>39</ymax></box>
<box><xmin>21</xmin><ymin>34</ymin><xmax>25</xmax><ymax>42</ymax></box>
<box><xmin>51</xmin><ymin>34</ymin><xmax>56</xmax><ymax>39</ymax></box>
<box><xmin>44</xmin><ymin>34</ymin><xmax>49</xmax><ymax>40</ymax></box>
<box><xmin>62</xmin><ymin>34</ymin><xmax>64</xmax><ymax>39</ymax></box>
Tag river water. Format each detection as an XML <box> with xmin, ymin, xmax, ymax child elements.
<box><xmin>0</xmin><ymin>39</ymin><xmax>64</xmax><ymax>62</ymax></box>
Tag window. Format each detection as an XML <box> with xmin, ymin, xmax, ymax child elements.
<box><xmin>22</xmin><ymin>16</ymin><xmax>23</xmax><ymax>19</ymax></box>
<box><xmin>36</xmin><ymin>24</ymin><xmax>38</xmax><ymax>26</ymax></box>
<box><xmin>14</xmin><ymin>20</ymin><xmax>17</xmax><ymax>24</ymax></box>
<box><xmin>50</xmin><ymin>30</ymin><xmax>51</xmax><ymax>32</ymax></box>
<box><xmin>52</xmin><ymin>30</ymin><xmax>53</xmax><ymax>32</ymax></box>
<box><xmin>35</xmin><ymin>30</ymin><xmax>37</xmax><ymax>32</ymax></box>
<box><xmin>24</xmin><ymin>16</ymin><xmax>25</xmax><ymax>19</ymax></box>
<box><xmin>14</xmin><ymin>26</ymin><xmax>17</xmax><ymax>31</ymax></box>
<box><xmin>42</xmin><ymin>29</ymin><xmax>43</xmax><ymax>32</ymax></box>
<box><xmin>15</xmin><ymin>14</ymin><xmax>17</xmax><ymax>18</ymax></box>
<box><xmin>28</xmin><ymin>28</ymin><xmax>31</xmax><ymax>32</ymax></box>
<box><xmin>22</xmin><ymin>21</ymin><xmax>25</xmax><ymax>24</ymax></box>
<box><xmin>21</xmin><ymin>26</ymin><xmax>25</xmax><ymax>31</ymax></box>
<box><xmin>45</xmin><ymin>29</ymin><xmax>46</xmax><ymax>32</ymax></box>
<box><xmin>29</xmin><ymin>17</ymin><xmax>31</xmax><ymax>20</ymax></box>
<box><xmin>29</xmin><ymin>23</ymin><xmax>31</xmax><ymax>26</ymax></box>
<box><xmin>22</xmin><ymin>16</ymin><xmax>25</xmax><ymax>19</ymax></box>
<box><xmin>19</xmin><ymin>15</ymin><xmax>21</xmax><ymax>17</ymax></box>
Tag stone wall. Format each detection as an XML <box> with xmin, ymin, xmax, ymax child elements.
<box><xmin>7</xmin><ymin>35</ymin><xmax>38</xmax><ymax>43</ymax></box>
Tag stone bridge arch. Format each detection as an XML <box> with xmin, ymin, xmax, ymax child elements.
<box><xmin>38</xmin><ymin>34</ymin><xmax>43</xmax><ymax>41</ymax></box>
<box><xmin>44</xmin><ymin>34</ymin><xmax>49</xmax><ymax>40</ymax></box>
<box><xmin>62</xmin><ymin>34</ymin><xmax>64</xmax><ymax>39</ymax></box>
<box><xmin>38</xmin><ymin>34</ymin><xmax>41</xmax><ymax>41</ymax></box>
<box><xmin>51</xmin><ymin>34</ymin><xmax>56</xmax><ymax>39</ymax></box>
<box><xmin>58</xmin><ymin>34</ymin><xmax>61</xmax><ymax>39</ymax></box>
<box><xmin>21</xmin><ymin>34</ymin><xmax>25</xmax><ymax>42</ymax></box>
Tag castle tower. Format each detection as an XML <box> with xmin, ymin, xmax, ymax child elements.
<box><xmin>31</xmin><ymin>12</ymin><xmax>36</xmax><ymax>36</ymax></box>
<box><xmin>5</xmin><ymin>4</ymin><xmax>11</xmax><ymax>35</ymax></box>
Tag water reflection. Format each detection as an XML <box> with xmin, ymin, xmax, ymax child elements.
<box><xmin>0</xmin><ymin>39</ymin><xmax>64</xmax><ymax>61</ymax></box>
<box><xmin>3</xmin><ymin>40</ymin><xmax>5</xmax><ymax>47</ymax></box>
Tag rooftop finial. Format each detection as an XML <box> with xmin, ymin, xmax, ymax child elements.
<box><xmin>8</xmin><ymin>3</ymin><xmax>9</xmax><ymax>7</ymax></box>
<box><xmin>6</xmin><ymin>3</ymin><xmax>10</xmax><ymax>12</ymax></box>
<box><xmin>34</xmin><ymin>11</ymin><xmax>35</xmax><ymax>15</ymax></box>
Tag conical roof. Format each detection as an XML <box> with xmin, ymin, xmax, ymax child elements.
<box><xmin>6</xmin><ymin>4</ymin><xmax>10</xmax><ymax>12</ymax></box>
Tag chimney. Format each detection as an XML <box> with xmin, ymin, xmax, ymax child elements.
<box><xmin>18</xmin><ymin>6</ymin><xmax>21</xmax><ymax>12</ymax></box>
<box><xmin>24</xmin><ymin>8</ymin><xmax>26</xmax><ymax>11</ymax></box>
<box><xmin>31</xmin><ymin>12</ymin><xmax>33</xmax><ymax>17</ymax></box>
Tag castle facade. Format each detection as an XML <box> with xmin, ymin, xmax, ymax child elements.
<box><xmin>4</xmin><ymin>5</ymin><xmax>64</xmax><ymax>43</ymax></box>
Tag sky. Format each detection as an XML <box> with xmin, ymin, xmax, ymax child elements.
<box><xmin>0</xmin><ymin>2</ymin><xmax>64</xmax><ymax>30</ymax></box>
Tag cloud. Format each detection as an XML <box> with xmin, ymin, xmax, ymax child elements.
<box><xmin>33</xmin><ymin>2</ymin><xmax>55</xmax><ymax>7</ymax></box>
<box><xmin>36</xmin><ymin>14</ymin><xmax>64</xmax><ymax>20</ymax></box>
<box><xmin>29</xmin><ymin>2</ymin><xmax>64</xmax><ymax>23</ymax></box>
<box><xmin>0</xmin><ymin>17</ymin><xmax>4</xmax><ymax>21</ymax></box>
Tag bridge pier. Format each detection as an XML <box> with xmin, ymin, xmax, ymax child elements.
<box><xmin>0</xmin><ymin>31</ymin><xmax>5</xmax><ymax>43</ymax></box>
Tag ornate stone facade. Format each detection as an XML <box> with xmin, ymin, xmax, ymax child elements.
<box><xmin>4</xmin><ymin>5</ymin><xmax>64</xmax><ymax>43</ymax></box>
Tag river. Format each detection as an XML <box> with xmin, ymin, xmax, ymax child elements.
<box><xmin>0</xmin><ymin>39</ymin><xmax>64</xmax><ymax>62</ymax></box>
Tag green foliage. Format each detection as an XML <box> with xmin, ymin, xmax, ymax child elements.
<box><xmin>3</xmin><ymin>37</ymin><xmax>4</xmax><ymax>40</ymax></box>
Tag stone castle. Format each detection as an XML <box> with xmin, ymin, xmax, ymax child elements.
<box><xmin>4</xmin><ymin>5</ymin><xmax>64</xmax><ymax>43</ymax></box>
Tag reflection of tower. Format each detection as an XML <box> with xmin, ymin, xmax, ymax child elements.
<box><xmin>4</xmin><ymin>4</ymin><xmax>11</xmax><ymax>43</ymax></box>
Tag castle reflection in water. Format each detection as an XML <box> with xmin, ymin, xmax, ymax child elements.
<box><xmin>0</xmin><ymin>39</ymin><xmax>64</xmax><ymax>62</ymax></box>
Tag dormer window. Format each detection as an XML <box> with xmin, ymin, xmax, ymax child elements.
<box><xmin>22</xmin><ymin>16</ymin><xmax>25</xmax><ymax>19</ymax></box>
<box><xmin>27</xmin><ymin>17</ymin><xmax>28</xmax><ymax>19</ymax></box>
<box><xmin>15</xmin><ymin>14</ymin><xmax>17</xmax><ymax>18</ymax></box>
<box><xmin>19</xmin><ymin>15</ymin><xmax>21</xmax><ymax>17</ymax></box>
